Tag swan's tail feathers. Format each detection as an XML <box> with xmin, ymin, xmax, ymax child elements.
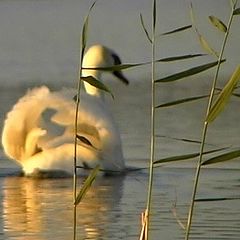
<box><xmin>1</xmin><ymin>86</ymin><xmax>50</xmax><ymax>162</ymax></box>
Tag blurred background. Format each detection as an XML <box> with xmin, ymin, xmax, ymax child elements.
<box><xmin>0</xmin><ymin>0</ymin><xmax>239</xmax><ymax>86</ymax></box>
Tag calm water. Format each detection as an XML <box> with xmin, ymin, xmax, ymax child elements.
<box><xmin>1</xmin><ymin>0</ymin><xmax>240</xmax><ymax>239</ymax></box>
<box><xmin>0</xmin><ymin>168</ymin><xmax>240</xmax><ymax>240</ymax></box>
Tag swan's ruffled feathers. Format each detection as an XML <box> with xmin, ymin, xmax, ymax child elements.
<box><xmin>2</xmin><ymin>86</ymin><xmax>125</xmax><ymax>173</ymax></box>
<box><xmin>2</xmin><ymin>86</ymin><xmax>50</xmax><ymax>161</ymax></box>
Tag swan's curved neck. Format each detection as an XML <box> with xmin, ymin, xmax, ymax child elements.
<box><xmin>82</xmin><ymin>69</ymin><xmax>104</xmax><ymax>99</ymax></box>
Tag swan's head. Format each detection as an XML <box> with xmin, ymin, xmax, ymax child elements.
<box><xmin>82</xmin><ymin>45</ymin><xmax>129</xmax><ymax>97</ymax></box>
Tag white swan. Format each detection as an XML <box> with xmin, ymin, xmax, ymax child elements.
<box><xmin>1</xmin><ymin>45</ymin><xmax>129</xmax><ymax>176</ymax></box>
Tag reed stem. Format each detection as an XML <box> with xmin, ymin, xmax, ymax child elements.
<box><xmin>145</xmin><ymin>1</ymin><xmax>157</xmax><ymax>239</ymax></box>
<box><xmin>184</xmin><ymin>3</ymin><xmax>236</xmax><ymax>239</ymax></box>
<box><xmin>73</xmin><ymin>41</ymin><xmax>85</xmax><ymax>240</ymax></box>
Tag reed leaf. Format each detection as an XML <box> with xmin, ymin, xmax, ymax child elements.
<box><xmin>155</xmin><ymin>60</ymin><xmax>225</xmax><ymax>83</ymax></box>
<box><xmin>76</xmin><ymin>135</ymin><xmax>94</xmax><ymax>147</ymax></box>
<box><xmin>202</xmin><ymin>149</ymin><xmax>240</xmax><ymax>165</ymax></box>
<box><xmin>140</xmin><ymin>13</ymin><xmax>152</xmax><ymax>43</ymax></box>
<box><xmin>81</xmin><ymin>76</ymin><xmax>114</xmax><ymax>98</ymax></box>
<box><xmin>83</xmin><ymin>63</ymin><xmax>144</xmax><ymax>72</ymax></box>
<box><xmin>206</xmin><ymin>65</ymin><xmax>240</xmax><ymax>123</ymax></box>
<box><xmin>83</xmin><ymin>54</ymin><xmax>204</xmax><ymax>72</ymax></box>
<box><xmin>198</xmin><ymin>34</ymin><xmax>219</xmax><ymax>57</ymax></box>
<box><xmin>156</xmin><ymin>94</ymin><xmax>209</xmax><ymax>108</ymax></box>
<box><xmin>155</xmin><ymin>135</ymin><xmax>203</xmax><ymax>144</ymax></box>
<box><xmin>154</xmin><ymin>153</ymin><xmax>199</xmax><ymax>164</ymax></box>
<box><xmin>74</xmin><ymin>165</ymin><xmax>100</xmax><ymax>206</ymax></box>
<box><xmin>81</xmin><ymin>16</ymin><xmax>88</xmax><ymax>52</ymax></box>
<box><xmin>189</xmin><ymin>2</ymin><xmax>197</xmax><ymax>28</ymax></box>
<box><xmin>189</xmin><ymin>3</ymin><xmax>219</xmax><ymax>57</ymax></box>
<box><xmin>230</xmin><ymin>0</ymin><xmax>238</xmax><ymax>8</ymax></box>
<box><xmin>209</xmin><ymin>15</ymin><xmax>227</xmax><ymax>32</ymax></box>
<box><xmin>233</xmin><ymin>92</ymin><xmax>240</xmax><ymax>97</ymax></box>
<box><xmin>233</xmin><ymin>8</ymin><xmax>240</xmax><ymax>15</ymax></box>
<box><xmin>158</xmin><ymin>53</ymin><xmax>205</xmax><ymax>62</ymax></box>
<box><xmin>153</xmin><ymin>0</ymin><xmax>156</xmax><ymax>31</ymax></box>
<box><xmin>81</xmin><ymin>18</ymin><xmax>88</xmax><ymax>54</ymax></box>
<box><xmin>161</xmin><ymin>24</ymin><xmax>192</xmax><ymax>35</ymax></box>
<box><xmin>153</xmin><ymin>148</ymin><xmax>226</xmax><ymax>165</ymax></box>
<box><xmin>81</xmin><ymin>1</ymin><xmax>97</xmax><ymax>53</ymax></box>
<box><xmin>195</xmin><ymin>196</ymin><xmax>240</xmax><ymax>202</ymax></box>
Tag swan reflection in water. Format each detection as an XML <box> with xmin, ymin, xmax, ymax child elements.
<box><xmin>2</xmin><ymin>175</ymin><xmax>125</xmax><ymax>239</ymax></box>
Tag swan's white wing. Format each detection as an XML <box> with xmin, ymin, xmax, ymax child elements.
<box><xmin>47</xmin><ymin>90</ymin><xmax>125</xmax><ymax>171</ymax></box>
<box><xmin>2</xmin><ymin>86</ymin><xmax>125</xmax><ymax>173</ymax></box>
<box><xmin>38</xmin><ymin>89</ymin><xmax>104</xmax><ymax>150</ymax></box>
<box><xmin>2</xmin><ymin>86</ymin><xmax>50</xmax><ymax>161</ymax></box>
<box><xmin>39</xmin><ymin>88</ymin><xmax>125</xmax><ymax>171</ymax></box>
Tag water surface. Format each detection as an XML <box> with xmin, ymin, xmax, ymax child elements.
<box><xmin>0</xmin><ymin>167</ymin><xmax>240</xmax><ymax>240</ymax></box>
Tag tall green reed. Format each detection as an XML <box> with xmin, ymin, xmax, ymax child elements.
<box><xmin>139</xmin><ymin>1</ymin><xmax>157</xmax><ymax>239</ymax></box>
<box><xmin>73</xmin><ymin>2</ymin><xmax>97</xmax><ymax>240</ymax></box>
<box><xmin>185</xmin><ymin>1</ymin><xmax>240</xmax><ymax>239</ymax></box>
<box><xmin>139</xmin><ymin>0</ymin><xmax>226</xmax><ymax>238</ymax></box>
<box><xmin>72</xmin><ymin>2</ymin><xmax>136</xmax><ymax>239</ymax></box>
<box><xmin>72</xmin><ymin>1</ymin><xmax>240</xmax><ymax>239</ymax></box>
<box><xmin>139</xmin><ymin>1</ymin><xmax>240</xmax><ymax>239</ymax></box>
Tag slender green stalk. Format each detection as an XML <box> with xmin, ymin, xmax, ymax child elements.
<box><xmin>185</xmin><ymin>3</ymin><xmax>237</xmax><ymax>239</ymax></box>
<box><xmin>145</xmin><ymin>0</ymin><xmax>157</xmax><ymax>239</ymax></box>
<box><xmin>73</xmin><ymin>17</ymin><xmax>87</xmax><ymax>240</ymax></box>
<box><xmin>73</xmin><ymin>46</ymin><xmax>84</xmax><ymax>240</ymax></box>
<box><xmin>72</xmin><ymin>3</ymin><xmax>96</xmax><ymax>238</ymax></box>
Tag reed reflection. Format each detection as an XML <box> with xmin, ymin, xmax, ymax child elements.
<box><xmin>2</xmin><ymin>175</ymin><xmax>125</xmax><ymax>240</ymax></box>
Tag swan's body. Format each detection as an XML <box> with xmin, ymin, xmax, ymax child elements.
<box><xmin>2</xmin><ymin>45</ymin><xmax>129</xmax><ymax>176</ymax></box>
